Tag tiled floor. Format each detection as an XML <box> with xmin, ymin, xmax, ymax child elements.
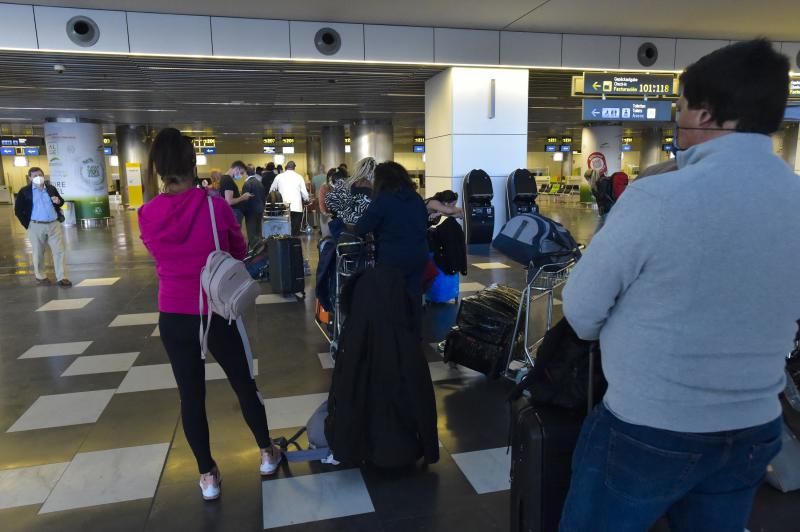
<box><xmin>0</xmin><ymin>203</ymin><xmax>796</xmax><ymax>531</ymax></box>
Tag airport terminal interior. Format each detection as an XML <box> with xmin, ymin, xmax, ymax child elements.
<box><xmin>0</xmin><ymin>1</ymin><xmax>800</xmax><ymax>531</ymax></box>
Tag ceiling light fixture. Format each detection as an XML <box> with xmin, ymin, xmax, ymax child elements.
<box><xmin>381</xmin><ymin>93</ymin><xmax>424</xmax><ymax>97</ymax></box>
<box><xmin>0</xmin><ymin>106</ymin><xmax>89</xmax><ymax>111</ymax></box>
<box><xmin>273</xmin><ymin>103</ymin><xmax>357</xmax><ymax>107</ymax></box>
<box><xmin>0</xmin><ymin>85</ymin><xmax>150</xmax><ymax>93</ymax></box>
<box><xmin>143</xmin><ymin>66</ymin><xmax>281</xmax><ymax>73</ymax></box>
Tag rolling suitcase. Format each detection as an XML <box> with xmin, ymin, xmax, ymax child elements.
<box><xmin>268</xmin><ymin>237</ymin><xmax>305</xmax><ymax>297</ymax></box>
<box><xmin>509</xmin><ymin>324</ymin><xmax>601</xmax><ymax>532</ymax></box>
<box><xmin>509</xmin><ymin>400</ymin><xmax>583</xmax><ymax>532</ymax></box>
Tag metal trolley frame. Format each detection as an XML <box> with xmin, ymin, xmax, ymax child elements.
<box><xmin>503</xmin><ymin>260</ymin><xmax>577</xmax><ymax>381</ymax></box>
<box><xmin>319</xmin><ymin>235</ymin><xmax>374</xmax><ymax>354</ymax></box>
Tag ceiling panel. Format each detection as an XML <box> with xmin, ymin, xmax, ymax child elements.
<box><xmin>509</xmin><ymin>0</ymin><xmax>800</xmax><ymax>40</ymax></box>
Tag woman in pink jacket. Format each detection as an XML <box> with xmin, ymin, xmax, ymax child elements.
<box><xmin>139</xmin><ymin>128</ymin><xmax>281</xmax><ymax>501</ymax></box>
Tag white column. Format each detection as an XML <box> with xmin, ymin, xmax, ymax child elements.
<box><xmin>425</xmin><ymin>67</ymin><xmax>529</xmax><ymax>235</ymax></box>
<box><xmin>640</xmin><ymin>128</ymin><xmax>664</xmax><ymax>173</ymax></box>
<box><xmin>782</xmin><ymin>123</ymin><xmax>800</xmax><ymax>174</ymax></box>
<box><xmin>581</xmin><ymin>125</ymin><xmax>623</xmax><ymax>175</ymax></box>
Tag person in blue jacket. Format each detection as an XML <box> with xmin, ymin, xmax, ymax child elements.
<box><xmin>355</xmin><ymin>161</ymin><xmax>428</xmax><ymax>302</ymax></box>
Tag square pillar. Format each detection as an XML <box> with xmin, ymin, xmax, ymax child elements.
<box><xmin>425</xmin><ymin>68</ymin><xmax>529</xmax><ymax>235</ymax></box>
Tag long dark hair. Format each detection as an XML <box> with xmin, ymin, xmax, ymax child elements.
<box><xmin>432</xmin><ymin>190</ymin><xmax>458</xmax><ymax>203</ymax></box>
<box><xmin>149</xmin><ymin>128</ymin><xmax>196</xmax><ymax>189</ymax></box>
<box><xmin>373</xmin><ymin>161</ymin><xmax>415</xmax><ymax>194</ymax></box>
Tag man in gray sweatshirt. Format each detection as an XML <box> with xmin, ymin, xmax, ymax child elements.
<box><xmin>560</xmin><ymin>39</ymin><xmax>800</xmax><ymax>531</ymax></box>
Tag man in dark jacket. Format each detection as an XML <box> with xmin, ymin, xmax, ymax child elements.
<box><xmin>242</xmin><ymin>171</ymin><xmax>266</xmax><ymax>248</ymax></box>
<box><xmin>14</xmin><ymin>167</ymin><xmax>71</xmax><ymax>287</ymax></box>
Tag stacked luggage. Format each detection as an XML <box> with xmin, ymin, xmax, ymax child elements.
<box><xmin>443</xmin><ymin>284</ymin><xmax>521</xmax><ymax>379</ymax></box>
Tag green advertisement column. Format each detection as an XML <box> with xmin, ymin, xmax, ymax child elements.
<box><xmin>44</xmin><ymin>121</ymin><xmax>110</xmax><ymax>226</ymax></box>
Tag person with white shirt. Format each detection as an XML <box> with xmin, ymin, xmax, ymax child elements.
<box><xmin>269</xmin><ymin>161</ymin><xmax>309</xmax><ymax>236</ymax></box>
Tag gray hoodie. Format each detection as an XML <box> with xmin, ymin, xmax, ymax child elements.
<box><xmin>563</xmin><ymin>133</ymin><xmax>800</xmax><ymax>432</ymax></box>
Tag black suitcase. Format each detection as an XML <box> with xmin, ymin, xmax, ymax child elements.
<box><xmin>443</xmin><ymin>326</ymin><xmax>506</xmax><ymax>378</ymax></box>
<box><xmin>510</xmin><ymin>399</ymin><xmax>584</xmax><ymax>532</ymax></box>
<box><xmin>268</xmin><ymin>237</ymin><xmax>305</xmax><ymax>296</ymax></box>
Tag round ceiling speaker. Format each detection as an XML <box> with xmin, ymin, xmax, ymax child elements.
<box><xmin>315</xmin><ymin>27</ymin><xmax>342</xmax><ymax>56</ymax></box>
<box><xmin>637</xmin><ymin>42</ymin><xmax>659</xmax><ymax>67</ymax></box>
<box><xmin>66</xmin><ymin>16</ymin><xmax>100</xmax><ymax>47</ymax></box>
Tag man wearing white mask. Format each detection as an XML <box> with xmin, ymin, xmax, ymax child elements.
<box><xmin>14</xmin><ymin>167</ymin><xmax>71</xmax><ymax>287</ymax></box>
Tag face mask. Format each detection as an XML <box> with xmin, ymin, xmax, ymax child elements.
<box><xmin>32</xmin><ymin>176</ymin><xmax>44</xmax><ymax>187</ymax></box>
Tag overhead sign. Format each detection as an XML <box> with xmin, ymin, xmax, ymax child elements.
<box><xmin>344</xmin><ymin>136</ymin><xmax>351</xmax><ymax>145</ymax></box>
<box><xmin>413</xmin><ymin>144</ymin><xmax>425</xmax><ymax>154</ymax></box>
<box><xmin>102</xmin><ymin>137</ymin><xmax>113</xmax><ymax>146</ymax></box>
<box><xmin>583</xmin><ymin>99</ymin><xmax>673</xmax><ymax>122</ymax></box>
<box><xmin>413</xmin><ymin>136</ymin><xmax>425</xmax><ymax>144</ymax></box>
<box><xmin>560</xmin><ymin>144</ymin><xmax>572</xmax><ymax>153</ymax></box>
<box><xmin>263</xmin><ymin>146</ymin><xmax>276</xmax><ymax>154</ymax></box>
<box><xmin>24</xmin><ymin>147</ymin><xmax>40</xmax><ymax>156</ymax></box>
<box><xmin>201</xmin><ymin>147</ymin><xmax>216</xmax><ymax>154</ymax></box>
<box><xmin>545</xmin><ymin>144</ymin><xmax>557</xmax><ymax>153</ymax></box>
<box><xmin>281</xmin><ymin>137</ymin><xmax>295</xmax><ymax>145</ymax></box>
<box><xmin>263</xmin><ymin>137</ymin><xmax>277</xmax><ymax>146</ymax></box>
<box><xmin>621</xmin><ymin>136</ymin><xmax>634</xmax><ymax>144</ymax></box>
<box><xmin>790</xmin><ymin>79</ymin><xmax>800</xmax><ymax>98</ymax></box>
<box><xmin>546</xmin><ymin>136</ymin><xmax>559</xmax><ymax>144</ymax></box>
<box><xmin>0</xmin><ymin>147</ymin><xmax>14</xmax><ymax>156</ymax></box>
<box><xmin>103</xmin><ymin>146</ymin><xmax>113</xmax><ymax>155</ymax></box>
<box><xmin>192</xmin><ymin>137</ymin><xmax>216</xmax><ymax>150</ymax></box>
<box><xmin>583</xmin><ymin>73</ymin><xmax>676</xmax><ymax>96</ymax></box>
<box><xmin>662</xmin><ymin>143</ymin><xmax>674</xmax><ymax>152</ymax></box>
<box><xmin>561</xmin><ymin>136</ymin><xmax>573</xmax><ymax>144</ymax></box>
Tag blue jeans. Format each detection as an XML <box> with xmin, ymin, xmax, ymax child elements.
<box><xmin>560</xmin><ymin>403</ymin><xmax>782</xmax><ymax>532</ymax></box>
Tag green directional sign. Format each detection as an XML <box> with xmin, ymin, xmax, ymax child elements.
<box><xmin>583</xmin><ymin>73</ymin><xmax>676</xmax><ymax>96</ymax></box>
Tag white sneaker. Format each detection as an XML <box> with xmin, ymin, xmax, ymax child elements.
<box><xmin>260</xmin><ymin>444</ymin><xmax>283</xmax><ymax>476</ymax></box>
<box><xmin>199</xmin><ymin>467</ymin><xmax>222</xmax><ymax>500</ymax></box>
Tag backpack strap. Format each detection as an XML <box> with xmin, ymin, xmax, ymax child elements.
<box><xmin>199</xmin><ymin>195</ymin><xmax>220</xmax><ymax>359</ymax></box>
<box><xmin>208</xmin><ymin>195</ymin><xmax>221</xmax><ymax>251</ymax></box>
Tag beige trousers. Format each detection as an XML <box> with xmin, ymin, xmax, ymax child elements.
<box><xmin>27</xmin><ymin>222</ymin><xmax>67</xmax><ymax>281</ymax></box>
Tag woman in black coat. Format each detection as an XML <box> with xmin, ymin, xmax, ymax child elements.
<box><xmin>354</xmin><ymin>162</ymin><xmax>428</xmax><ymax>300</ymax></box>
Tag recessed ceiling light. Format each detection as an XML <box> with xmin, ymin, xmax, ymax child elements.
<box><xmin>0</xmin><ymin>85</ymin><xmax>150</xmax><ymax>93</ymax></box>
<box><xmin>382</xmin><ymin>93</ymin><xmax>424</xmax><ymax>97</ymax></box>
<box><xmin>143</xmin><ymin>66</ymin><xmax>281</xmax><ymax>73</ymax></box>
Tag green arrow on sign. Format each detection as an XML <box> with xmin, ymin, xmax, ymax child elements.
<box><xmin>592</xmin><ymin>81</ymin><xmax>601</xmax><ymax>90</ymax></box>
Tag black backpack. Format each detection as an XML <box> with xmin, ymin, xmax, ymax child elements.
<box><xmin>509</xmin><ymin>318</ymin><xmax>607</xmax><ymax>412</ymax></box>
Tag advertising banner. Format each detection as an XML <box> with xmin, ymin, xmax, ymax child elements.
<box><xmin>43</xmin><ymin>122</ymin><xmax>110</xmax><ymax>221</ymax></box>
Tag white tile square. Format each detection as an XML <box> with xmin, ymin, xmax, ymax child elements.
<box><xmin>19</xmin><ymin>341</ymin><xmax>93</xmax><ymax>360</ymax></box>
<box><xmin>8</xmin><ymin>390</ymin><xmax>116</xmax><ymax>432</ymax></box>
<box><xmin>0</xmin><ymin>462</ymin><xmax>70</xmax><ymax>510</ymax></box>
<box><xmin>75</xmin><ymin>277</ymin><xmax>120</xmax><ymax>287</ymax></box>
<box><xmin>39</xmin><ymin>443</ymin><xmax>170</xmax><ymax>514</ymax></box>
<box><xmin>265</xmin><ymin>393</ymin><xmax>328</xmax><ymax>430</ymax></box>
<box><xmin>451</xmin><ymin>447</ymin><xmax>511</xmax><ymax>494</ymax></box>
<box><xmin>151</xmin><ymin>325</ymin><xmax>160</xmax><ymax>337</ymax></box>
<box><xmin>472</xmin><ymin>262</ymin><xmax>511</xmax><ymax>270</ymax></box>
<box><xmin>428</xmin><ymin>362</ymin><xmax>482</xmax><ymax>382</ymax></box>
<box><xmin>116</xmin><ymin>364</ymin><xmax>175</xmax><ymax>394</ymax></box>
<box><xmin>318</xmin><ymin>352</ymin><xmax>335</xmax><ymax>369</ymax></box>
<box><xmin>262</xmin><ymin>469</ymin><xmax>374</xmax><ymax>529</ymax></box>
<box><xmin>460</xmin><ymin>282</ymin><xmax>486</xmax><ymax>293</ymax></box>
<box><xmin>36</xmin><ymin>298</ymin><xmax>94</xmax><ymax>312</ymax></box>
<box><xmin>256</xmin><ymin>294</ymin><xmax>299</xmax><ymax>305</ymax></box>
<box><xmin>108</xmin><ymin>313</ymin><xmax>159</xmax><ymax>327</ymax></box>
<box><xmin>61</xmin><ymin>353</ymin><xmax>140</xmax><ymax>377</ymax></box>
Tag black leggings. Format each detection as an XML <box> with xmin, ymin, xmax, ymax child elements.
<box><xmin>159</xmin><ymin>312</ymin><xmax>271</xmax><ymax>473</ymax></box>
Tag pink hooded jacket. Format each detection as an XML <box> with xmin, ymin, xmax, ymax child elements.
<box><xmin>139</xmin><ymin>187</ymin><xmax>247</xmax><ymax>315</ymax></box>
